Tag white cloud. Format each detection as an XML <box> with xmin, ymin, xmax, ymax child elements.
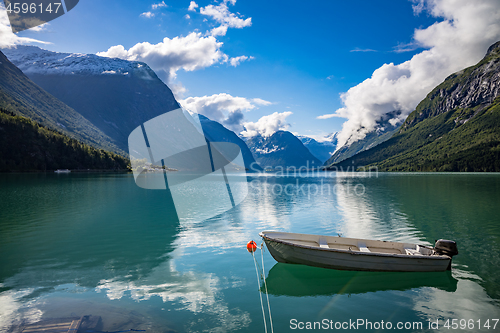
<box><xmin>241</xmin><ymin>111</ymin><xmax>293</xmax><ymax>138</ymax></box>
<box><xmin>169</xmin><ymin>82</ymin><xmax>188</xmax><ymax>99</ymax></box>
<box><xmin>320</xmin><ymin>0</ymin><xmax>500</xmax><ymax>150</ymax></box>
<box><xmin>185</xmin><ymin>14</ymin><xmax>191</xmax><ymax>19</ymax></box>
<box><xmin>97</xmin><ymin>32</ymin><xmax>227</xmax><ymax>82</ymax></box>
<box><xmin>210</xmin><ymin>25</ymin><xmax>228</xmax><ymax>37</ymax></box>
<box><xmin>140</xmin><ymin>11</ymin><xmax>155</xmax><ymax>18</ymax></box>
<box><xmin>412</xmin><ymin>0</ymin><xmax>426</xmax><ymax>15</ymax></box>
<box><xmin>151</xmin><ymin>1</ymin><xmax>167</xmax><ymax>10</ymax></box>
<box><xmin>28</xmin><ymin>22</ymin><xmax>49</xmax><ymax>32</ymax></box>
<box><xmin>97</xmin><ymin>26</ymin><xmax>254</xmax><ymax>92</ymax></box>
<box><xmin>141</xmin><ymin>2</ymin><xmax>166</xmax><ymax>18</ymax></box>
<box><xmin>188</xmin><ymin>1</ymin><xmax>199</xmax><ymax>12</ymax></box>
<box><xmin>200</xmin><ymin>0</ymin><xmax>251</xmax><ymax>29</ymax></box>
<box><xmin>316</xmin><ymin>113</ymin><xmax>339</xmax><ymax>120</ymax></box>
<box><xmin>350</xmin><ymin>48</ymin><xmax>377</xmax><ymax>52</ymax></box>
<box><xmin>229</xmin><ymin>55</ymin><xmax>254</xmax><ymax>67</ymax></box>
<box><xmin>0</xmin><ymin>5</ymin><xmax>50</xmax><ymax>47</ymax></box>
<box><xmin>180</xmin><ymin>93</ymin><xmax>271</xmax><ymax>132</ymax></box>
<box><xmin>251</xmin><ymin>98</ymin><xmax>272</xmax><ymax>106</ymax></box>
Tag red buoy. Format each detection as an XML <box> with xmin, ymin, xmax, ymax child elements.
<box><xmin>247</xmin><ymin>240</ymin><xmax>257</xmax><ymax>253</ymax></box>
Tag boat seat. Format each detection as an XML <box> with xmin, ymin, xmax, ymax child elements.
<box><xmin>404</xmin><ymin>248</ymin><xmax>423</xmax><ymax>256</ymax></box>
<box><xmin>318</xmin><ymin>238</ymin><xmax>329</xmax><ymax>249</ymax></box>
<box><xmin>357</xmin><ymin>242</ymin><xmax>371</xmax><ymax>252</ymax></box>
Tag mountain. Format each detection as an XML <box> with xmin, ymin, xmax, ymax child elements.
<box><xmin>324</xmin><ymin>114</ymin><xmax>400</xmax><ymax>166</ymax></box>
<box><xmin>0</xmin><ymin>49</ymin><xmax>123</xmax><ymax>154</ymax></box>
<box><xmin>298</xmin><ymin>133</ymin><xmax>337</xmax><ymax>163</ymax></box>
<box><xmin>0</xmin><ymin>108</ymin><xmax>129</xmax><ymax>171</ymax></box>
<box><xmin>246</xmin><ymin>131</ymin><xmax>322</xmax><ymax>169</ymax></box>
<box><xmin>2</xmin><ymin>46</ymin><xmax>179</xmax><ymax>151</ymax></box>
<box><xmin>197</xmin><ymin>114</ymin><xmax>262</xmax><ymax>171</ymax></box>
<box><xmin>327</xmin><ymin>41</ymin><xmax>500</xmax><ymax>172</ymax></box>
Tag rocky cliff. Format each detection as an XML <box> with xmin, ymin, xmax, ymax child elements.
<box><xmin>402</xmin><ymin>41</ymin><xmax>500</xmax><ymax>131</ymax></box>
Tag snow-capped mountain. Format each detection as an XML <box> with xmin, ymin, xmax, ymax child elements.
<box><xmin>2</xmin><ymin>45</ymin><xmax>179</xmax><ymax>151</ymax></box>
<box><xmin>2</xmin><ymin>45</ymin><xmax>155</xmax><ymax>77</ymax></box>
<box><xmin>324</xmin><ymin>114</ymin><xmax>400</xmax><ymax>166</ymax></box>
<box><xmin>246</xmin><ymin>131</ymin><xmax>322</xmax><ymax>169</ymax></box>
<box><xmin>0</xmin><ymin>49</ymin><xmax>122</xmax><ymax>154</ymax></box>
<box><xmin>298</xmin><ymin>133</ymin><xmax>337</xmax><ymax>163</ymax></box>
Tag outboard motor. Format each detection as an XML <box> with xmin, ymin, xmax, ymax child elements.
<box><xmin>434</xmin><ymin>239</ymin><xmax>459</xmax><ymax>257</ymax></box>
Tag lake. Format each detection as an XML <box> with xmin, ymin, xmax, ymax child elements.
<box><xmin>1</xmin><ymin>172</ymin><xmax>499</xmax><ymax>332</ymax></box>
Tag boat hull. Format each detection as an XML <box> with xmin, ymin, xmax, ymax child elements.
<box><xmin>261</xmin><ymin>232</ymin><xmax>451</xmax><ymax>272</ymax></box>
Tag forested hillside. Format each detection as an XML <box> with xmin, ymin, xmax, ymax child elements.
<box><xmin>0</xmin><ymin>108</ymin><xmax>129</xmax><ymax>172</ymax></box>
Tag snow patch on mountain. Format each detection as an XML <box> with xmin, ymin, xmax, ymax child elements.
<box><xmin>1</xmin><ymin>45</ymin><xmax>156</xmax><ymax>78</ymax></box>
<box><xmin>255</xmin><ymin>145</ymin><xmax>283</xmax><ymax>154</ymax></box>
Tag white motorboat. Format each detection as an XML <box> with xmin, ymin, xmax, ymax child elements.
<box><xmin>54</xmin><ymin>169</ymin><xmax>71</xmax><ymax>173</ymax></box>
<box><xmin>259</xmin><ymin>231</ymin><xmax>458</xmax><ymax>272</ymax></box>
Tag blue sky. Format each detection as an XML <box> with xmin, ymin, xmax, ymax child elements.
<box><xmin>3</xmin><ymin>0</ymin><xmax>500</xmax><ymax>143</ymax></box>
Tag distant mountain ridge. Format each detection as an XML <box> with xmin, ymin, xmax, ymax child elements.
<box><xmin>246</xmin><ymin>131</ymin><xmax>322</xmax><ymax>169</ymax></box>
<box><xmin>298</xmin><ymin>134</ymin><xmax>337</xmax><ymax>163</ymax></box>
<box><xmin>328</xmin><ymin>41</ymin><xmax>500</xmax><ymax>172</ymax></box>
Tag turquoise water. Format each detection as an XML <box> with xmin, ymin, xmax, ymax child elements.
<box><xmin>0</xmin><ymin>172</ymin><xmax>499</xmax><ymax>332</ymax></box>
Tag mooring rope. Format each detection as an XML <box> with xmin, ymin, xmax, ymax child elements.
<box><xmin>252</xmin><ymin>251</ymin><xmax>268</xmax><ymax>333</ymax></box>
<box><xmin>260</xmin><ymin>243</ymin><xmax>274</xmax><ymax>333</ymax></box>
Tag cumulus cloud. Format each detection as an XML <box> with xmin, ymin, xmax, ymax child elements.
<box><xmin>152</xmin><ymin>1</ymin><xmax>167</xmax><ymax>10</ymax></box>
<box><xmin>188</xmin><ymin>1</ymin><xmax>199</xmax><ymax>12</ymax></box>
<box><xmin>200</xmin><ymin>0</ymin><xmax>251</xmax><ymax>29</ymax></box>
<box><xmin>180</xmin><ymin>93</ymin><xmax>271</xmax><ymax>132</ymax></box>
<box><xmin>140</xmin><ymin>12</ymin><xmax>155</xmax><ymax>18</ymax></box>
<box><xmin>97</xmin><ymin>0</ymin><xmax>253</xmax><ymax>96</ymax></box>
<box><xmin>0</xmin><ymin>5</ymin><xmax>50</xmax><ymax>47</ymax></box>
<box><xmin>98</xmin><ymin>1</ymin><xmax>254</xmax><ymax>88</ymax></box>
<box><xmin>241</xmin><ymin>112</ymin><xmax>293</xmax><ymax>138</ymax></box>
<box><xmin>141</xmin><ymin>1</ymin><xmax>167</xmax><ymax>18</ymax></box>
<box><xmin>229</xmin><ymin>55</ymin><xmax>254</xmax><ymax>67</ymax></box>
<box><xmin>412</xmin><ymin>0</ymin><xmax>426</xmax><ymax>15</ymax></box>
<box><xmin>318</xmin><ymin>0</ymin><xmax>500</xmax><ymax>150</ymax></box>
<box><xmin>210</xmin><ymin>25</ymin><xmax>228</xmax><ymax>37</ymax></box>
<box><xmin>97</xmin><ymin>32</ymin><xmax>227</xmax><ymax>83</ymax></box>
